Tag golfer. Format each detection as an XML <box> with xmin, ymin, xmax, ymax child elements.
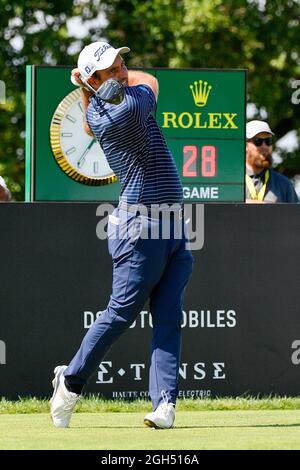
<box><xmin>50</xmin><ymin>41</ymin><xmax>193</xmax><ymax>429</ymax></box>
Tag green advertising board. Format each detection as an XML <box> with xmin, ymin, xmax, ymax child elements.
<box><xmin>26</xmin><ymin>66</ymin><xmax>246</xmax><ymax>202</ymax></box>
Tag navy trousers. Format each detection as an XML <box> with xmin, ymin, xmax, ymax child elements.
<box><xmin>65</xmin><ymin>207</ymin><xmax>193</xmax><ymax>409</ymax></box>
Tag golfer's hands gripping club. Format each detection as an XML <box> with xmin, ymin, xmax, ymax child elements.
<box><xmin>71</xmin><ymin>69</ymin><xmax>125</xmax><ymax>105</ymax></box>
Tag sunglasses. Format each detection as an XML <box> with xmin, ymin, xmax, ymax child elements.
<box><xmin>250</xmin><ymin>137</ymin><xmax>273</xmax><ymax>147</ymax></box>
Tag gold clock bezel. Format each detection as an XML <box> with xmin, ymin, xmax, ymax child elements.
<box><xmin>50</xmin><ymin>89</ymin><xmax>117</xmax><ymax>186</ymax></box>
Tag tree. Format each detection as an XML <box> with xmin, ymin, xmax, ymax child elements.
<box><xmin>103</xmin><ymin>0</ymin><xmax>300</xmax><ymax>177</ymax></box>
<box><xmin>1</xmin><ymin>0</ymin><xmax>300</xmax><ymax>199</ymax></box>
<box><xmin>0</xmin><ymin>0</ymin><xmax>103</xmax><ymax>200</ymax></box>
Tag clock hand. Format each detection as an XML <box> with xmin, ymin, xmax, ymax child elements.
<box><xmin>77</xmin><ymin>138</ymin><xmax>96</xmax><ymax>168</ymax></box>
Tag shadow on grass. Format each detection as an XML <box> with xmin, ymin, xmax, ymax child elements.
<box><xmin>173</xmin><ymin>424</ymin><xmax>300</xmax><ymax>429</ymax></box>
<box><xmin>73</xmin><ymin>423</ymin><xmax>300</xmax><ymax>430</ymax></box>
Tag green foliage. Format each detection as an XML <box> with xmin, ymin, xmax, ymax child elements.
<box><xmin>1</xmin><ymin>0</ymin><xmax>300</xmax><ymax>199</ymax></box>
<box><xmin>0</xmin><ymin>0</ymin><xmax>103</xmax><ymax>200</ymax></box>
<box><xmin>103</xmin><ymin>0</ymin><xmax>300</xmax><ymax>176</ymax></box>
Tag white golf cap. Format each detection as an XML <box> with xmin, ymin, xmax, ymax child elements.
<box><xmin>0</xmin><ymin>175</ymin><xmax>8</xmax><ymax>190</ymax></box>
<box><xmin>78</xmin><ymin>41</ymin><xmax>130</xmax><ymax>79</ymax></box>
<box><xmin>246</xmin><ymin>120</ymin><xmax>274</xmax><ymax>139</ymax></box>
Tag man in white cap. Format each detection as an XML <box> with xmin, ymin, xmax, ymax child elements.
<box><xmin>70</xmin><ymin>41</ymin><xmax>134</xmax><ymax>134</ymax></box>
<box><xmin>50</xmin><ymin>42</ymin><xmax>193</xmax><ymax>429</ymax></box>
<box><xmin>246</xmin><ymin>120</ymin><xmax>298</xmax><ymax>203</ymax></box>
<box><xmin>0</xmin><ymin>176</ymin><xmax>11</xmax><ymax>202</ymax></box>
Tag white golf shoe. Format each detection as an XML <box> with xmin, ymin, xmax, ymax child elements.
<box><xmin>144</xmin><ymin>402</ymin><xmax>175</xmax><ymax>429</ymax></box>
<box><xmin>50</xmin><ymin>365</ymin><xmax>80</xmax><ymax>428</ymax></box>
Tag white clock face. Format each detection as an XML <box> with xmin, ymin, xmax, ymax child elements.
<box><xmin>50</xmin><ymin>89</ymin><xmax>117</xmax><ymax>185</ymax></box>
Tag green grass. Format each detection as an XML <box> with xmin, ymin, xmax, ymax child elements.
<box><xmin>1</xmin><ymin>410</ymin><xmax>300</xmax><ymax>450</ymax></box>
<box><xmin>1</xmin><ymin>398</ymin><xmax>300</xmax><ymax>449</ymax></box>
<box><xmin>1</xmin><ymin>396</ymin><xmax>300</xmax><ymax>414</ymax></box>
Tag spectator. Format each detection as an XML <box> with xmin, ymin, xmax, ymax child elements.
<box><xmin>246</xmin><ymin>120</ymin><xmax>299</xmax><ymax>203</ymax></box>
<box><xmin>0</xmin><ymin>176</ymin><xmax>11</xmax><ymax>202</ymax></box>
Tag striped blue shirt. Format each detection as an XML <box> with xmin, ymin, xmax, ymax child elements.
<box><xmin>86</xmin><ymin>84</ymin><xmax>183</xmax><ymax>206</ymax></box>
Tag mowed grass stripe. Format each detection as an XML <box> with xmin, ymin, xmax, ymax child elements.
<box><xmin>1</xmin><ymin>410</ymin><xmax>300</xmax><ymax>450</ymax></box>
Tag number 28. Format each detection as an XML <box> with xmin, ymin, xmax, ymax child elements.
<box><xmin>183</xmin><ymin>145</ymin><xmax>217</xmax><ymax>177</ymax></box>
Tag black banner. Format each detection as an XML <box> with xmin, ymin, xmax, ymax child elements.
<box><xmin>0</xmin><ymin>203</ymin><xmax>300</xmax><ymax>399</ymax></box>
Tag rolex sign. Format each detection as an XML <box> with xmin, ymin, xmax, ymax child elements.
<box><xmin>26</xmin><ymin>67</ymin><xmax>246</xmax><ymax>202</ymax></box>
